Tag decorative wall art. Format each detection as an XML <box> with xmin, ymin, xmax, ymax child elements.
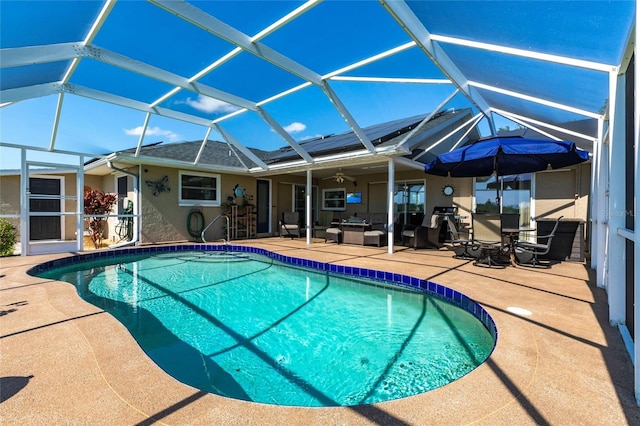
<box><xmin>146</xmin><ymin>176</ymin><xmax>170</xmax><ymax>196</ymax></box>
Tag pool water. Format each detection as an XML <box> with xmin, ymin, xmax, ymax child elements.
<box><xmin>39</xmin><ymin>250</ymin><xmax>494</xmax><ymax>407</ymax></box>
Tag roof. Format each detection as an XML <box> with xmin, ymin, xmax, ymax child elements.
<box><xmin>86</xmin><ymin>108</ymin><xmax>479</xmax><ymax>175</ymax></box>
<box><xmin>0</xmin><ymin>1</ymin><xmax>633</xmax><ymax>173</ymax></box>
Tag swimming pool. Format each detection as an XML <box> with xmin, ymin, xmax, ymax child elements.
<box><xmin>31</xmin><ymin>245</ymin><xmax>496</xmax><ymax>407</ymax></box>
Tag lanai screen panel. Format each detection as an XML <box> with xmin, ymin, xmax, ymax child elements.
<box><xmin>0</xmin><ymin>0</ymin><xmax>635</xmax><ymax>169</ymax></box>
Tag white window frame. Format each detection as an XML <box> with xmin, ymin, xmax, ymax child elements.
<box><xmin>322</xmin><ymin>187</ymin><xmax>346</xmax><ymax>211</ymax></box>
<box><xmin>178</xmin><ymin>171</ymin><xmax>221</xmax><ymax>207</ymax></box>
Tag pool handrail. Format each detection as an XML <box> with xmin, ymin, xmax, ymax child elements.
<box><xmin>201</xmin><ymin>214</ymin><xmax>229</xmax><ymax>244</ymax></box>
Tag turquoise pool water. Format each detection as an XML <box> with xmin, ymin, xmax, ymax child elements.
<box><xmin>36</xmin><ymin>248</ymin><xmax>495</xmax><ymax>407</ymax></box>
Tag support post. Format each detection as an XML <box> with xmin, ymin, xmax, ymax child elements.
<box><xmin>387</xmin><ymin>159</ymin><xmax>395</xmax><ymax>254</ymax></box>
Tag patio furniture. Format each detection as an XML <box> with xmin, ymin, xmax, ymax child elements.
<box><xmin>444</xmin><ymin>217</ymin><xmax>480</xmax><ymax>259</ymax></box>
<box><xmin>313</xmin><ymin>210</ymin><xmax>334</xmax><ymax>238</ymax></box>
<box><xmin>515</xmin><ymin>216</ymin><xmax>563</xmax><ymax>267</ymax></box>
<box><xmin>394</xmin><ymin>212</ymin><xmax>424</xmax><ymax>242</ymax></box>
<box><xmin>279</xmin><ymin>212</ymin><xmax>301</xmax><ymax>238</ymax></box>
<box><xmin>432</xmin><ymin>206</ymin><xmax>459</xmax><ymax>242</ymax></box>
<box><xmin>535</xmin><ymin>218</ymin><xmax>585</xmax><ymax>262</ymax></box>
<box><xmin>324</xmin><ymin>227</ymin><xmax>341</xmax><ymax>244</ymax></box>
<box><xmin>472</xmin><ymin>213</ymin><xmax>506</xmax><ymax>267</ymax></box>
<box><xmin>363</xmin><ymin>213</ymin><xmax>387</xmax><ymax>247</ymax></box>
<box><xmin>326</xmin><ymin>213</ymin><xmax>388</xmax><ymax>246</ymax></box>
<box><xmin>500</xmin><ymin>213</ymin><xmax>520</xmax><ymax>231</ymax></box>
<box><xmin>363</xmin><ymin>230</ymin><xmax>386</xmax><ymax>247</ymax></box>
<box><xmin>402</xmin><ymin>215</ymin><xmax>442</xmax><ymax>249</ymax></box>
<box><xmin>499</xmin><ymin>213</ymin><xmax>522</xmax><ymax>265</ymax></box>
<box><xmin>337</xmin><ymin>219</ymin><xmax>370</xmax><ymax>245</ymax></box>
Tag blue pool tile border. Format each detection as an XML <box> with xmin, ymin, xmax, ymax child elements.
<box><xmin>28</xmin><ymin>244</ymin><xmax>497</xmax><ymax>342</ymax></box>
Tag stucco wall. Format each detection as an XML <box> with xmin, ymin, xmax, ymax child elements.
<box><xmin>1</xmin><ymin>160</ymin><xmax>592</xmax><ymax>248</ymax></box>
<box><xmin>138</xmin><ymin>167</ymin><xmax>267</xmax><ymax>243</ymax></box>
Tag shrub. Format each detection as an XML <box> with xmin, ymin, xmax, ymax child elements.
<box><xmin>0</xmin><ymin>218</ymin><xmax>18</xmax><ymax>257</ymax></box>
<box><xmin>84</xmin><ymin>189</ymin><xmax>118</xmax><ymax>249</ymax></box>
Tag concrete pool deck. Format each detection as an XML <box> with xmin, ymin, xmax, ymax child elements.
<box><xmin>1</xmin><ymin>238</ymin><xmax>638</xmax><ymax>425</ymax></box>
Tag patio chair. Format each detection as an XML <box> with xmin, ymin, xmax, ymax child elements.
<box><xmin>515</xmin><ymin>216</ymin><xmax>563</xmax><ymax>267</ymax></box>
<box><xmin>444</xmin><ymin>217</ymin><xmax>480</xmax><ymax>259</ymax></box>
<box><xmin>500</xmin><ymin>213</ymin><xmax>520</xmax><ymax>231</ymax></box>
<box><xmin>472</xmin><ymin>213</ymin><xmax>506</xmax><ymax>267</ymax></box>
<box><xmin>313</xmin><ymin>210</ymin><xmax>334</xmax><ymax>239</ymax></box>
<box><xmin>402</xmin><ymin>215</ymin><xmax>442</xmax><ymax>249</ymax></box>
<box><xmin>279</xmin><ymin>211</ymin><xmax>301</xmax><ymax>239</ymax></box>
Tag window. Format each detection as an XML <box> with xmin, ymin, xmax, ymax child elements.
<box><xmin>322</xmin><ymin>188</ymin><xmax>346</xmax><ymax>211</ymax></box>
<box><xmin>117</xmin><ymin>175</ymin><xmax>128</xmax><ymax>212</ymax></box>
<box><xmin>179</xmin><ymin>171</ymin><xmax>220</xmax><ymax>206</ymax></box>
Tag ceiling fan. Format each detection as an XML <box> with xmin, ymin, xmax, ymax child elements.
<box><xmin>322</xmin><ymin>168</ymin><xmax>357</xmax><ymax>184</ymax></box>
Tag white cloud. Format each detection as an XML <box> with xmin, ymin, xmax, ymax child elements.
<box><xmin>283</xmin><ymin>122</ymin><xmax>306</xmax><ymax>134</ymax></box>
<box><xmin>300</xmin><ymin>134</ymin><xmax>323</xmax><ymax>141</ymax></box>
<box><xmin>124</xmin><ymin>126</ymin><xmax>180</xmax><ymax>142</ymax></box>
<box><xmin>183</xmin><ymin>95</ymin><xmax>240</xmax><ymax>114</ymax></box>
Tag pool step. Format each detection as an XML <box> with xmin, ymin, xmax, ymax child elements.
<box><xmin>177</xmin><ymin>252</ymin><xmax>252</xmax><ymax>263</ymax></box>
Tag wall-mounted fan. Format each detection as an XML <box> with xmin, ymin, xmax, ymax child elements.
<box><xmin>322</xmin><ymin>168</ymin><xmax>357</xmax><ymax>184</ymax></box>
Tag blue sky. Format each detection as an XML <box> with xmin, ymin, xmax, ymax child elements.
<box><xmin>1</xmin><ymin>0</ymin><xmax>634</xmax><ymax>170</ymax></box>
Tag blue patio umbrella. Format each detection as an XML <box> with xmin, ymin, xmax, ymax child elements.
<box><xmin>424</xmin><ymin>136</ymin><xmax>590</xmax><ymax>204</ymax></box>
<box><xmin>424</xmin><ymin>136</ymin><xmax>590</xmax><ymax>178</ymax></box>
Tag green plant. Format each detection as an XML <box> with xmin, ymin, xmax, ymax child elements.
<box><xmin>0</xmin><ymin>218</ymin><xmax>18</xmax><ymax>257</ymax></box>
<box><xmin>84</xmin><ymin>189</ymin><xmax>118</xmax><ymax>249</ymax></box>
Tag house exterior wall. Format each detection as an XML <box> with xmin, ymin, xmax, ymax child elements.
<box><xmin>138</xmin><ymin>166</ymin><xmax>269</xmax><ymax>243</ymax></box>
<box><xmin>1</xmin><ymin>161</ymin><xmax>591</xmax><ymax>249</ymax></box>
<box><xmin>141</xmin><ymin>167</ymin><xmax>204</xmax><ymax>243</ymax></box>
<box><xmin>84</xmin><ymin>175</ymin><xmax>103</xmax><ymax>192</ymax></box>
<box><xmin>534</xmin><ymin>163</ymin><xmax>590</xmax><ymax>221</ymax></box>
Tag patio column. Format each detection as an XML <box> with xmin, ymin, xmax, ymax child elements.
<box><xmin>387</xmin><ymin>159</ymin><xmax>395</xmax><ymax>254</ymax></box>
<box><xmin>607</xmin><ymin>71</ymin><xmax>626</xmax><ymax>324</ymax></box>
<box><xmin>76</xmin><ymin>155</ymin><xmax>84</xmax><ymax>252</ymax></box>
<box><xmin>634</xmin><ymin>11</ymin><xmax>640</xmax><ymax>405</ymax></box>
<box><xmin>594</xmin><ymin>121</ymin><xmax>609</xmax><ymax>289</ymax></box>
<box><xmin>590</xmin><ymin>120</ymin><xmax>601</xmax><ymax>271</ymax></box>
<box><xmin>19</xmin><ymin>148</ymin><xmax>27</xmax><ymax>256</ymax></box>
<box><xmin>306</xmin><ymin>169</ymin><xmax>312</xmax><ymax>245</ymax></box>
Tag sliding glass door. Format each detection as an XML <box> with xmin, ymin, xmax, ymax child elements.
<box><xmin>394</xmin><ymin>181</ymin><xmax>425</xmax><ymax>226</ymax></box>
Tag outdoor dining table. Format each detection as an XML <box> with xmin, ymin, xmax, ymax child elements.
<box><xmin>502</xmin><ymin>227</ymin><xmax>535</xmax><ymax>266</ymax></box>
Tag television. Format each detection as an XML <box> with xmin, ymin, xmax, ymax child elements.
<box><xmin>346</xmin><ymin>191</ymin><xmax>362</xmax><ymax>204</ymax></box>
